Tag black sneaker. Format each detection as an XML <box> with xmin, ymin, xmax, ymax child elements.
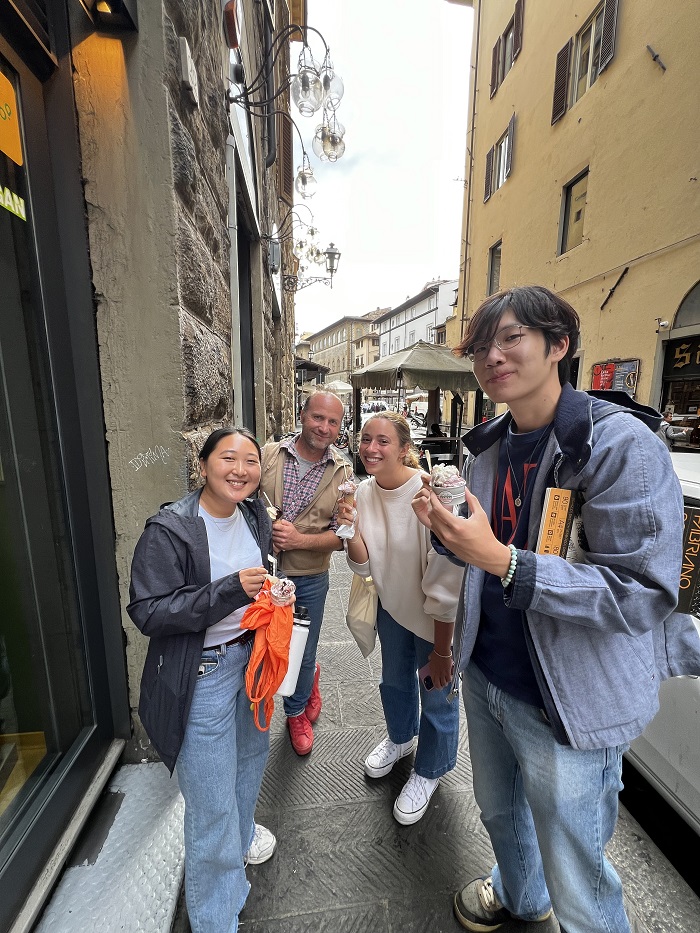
<box><xmin>454</xmin><ymin>877</ymin><xmax>511</xmax><ymax>931</ymax></box>
<box><xmin>453</xmin><ymin>876</ymin><xmax>552</xmax><ymax>932</ymax></box>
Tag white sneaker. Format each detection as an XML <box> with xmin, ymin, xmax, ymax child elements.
<box><xmin>393</xmin><ymin>770</ymin><xmax>440</xmax><ymax>825</ymax></box>
<box><xmin>364</xmin><ymin>736</ymin><xmax>417</xmax><ymax>778</ymax></box>
<box><xmin>244</xmin><ymin>823</ymin><xmax>277</xmax><ymax>865</ymax></box>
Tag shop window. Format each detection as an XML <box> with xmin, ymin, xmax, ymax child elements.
<box><xmin>674</xmin><ymin>281</ymin><xmax>700</xmax><ymax>330</ymax></box>
<box><xmin>560</xmin><ymin>170</ymin><xmax>588</xmax><ymax>253</ymax></box>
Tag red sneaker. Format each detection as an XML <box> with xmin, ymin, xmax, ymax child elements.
<box><xmin>287</xmin><ymin>712</ymin><xmax>314</xmax><ymax>755</ymax></box>
<box><xmin>305</xmin><ymin>664</ymin><xmax>322</xmax><ymax>724</ymax></box>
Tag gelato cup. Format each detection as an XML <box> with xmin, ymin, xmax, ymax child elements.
<box><xmin>430</xmin><ymin>464</ymin><xmax>466</xmax><ymax>512</ymax></box>
<box><xmin>269</xmin><ymin>577</ymin><xmax>296</xmax><ymax>607</ymax></box>
<box><xmin>432</xmin><ymin>481</ymin><xmax>466</xmax><ymax>511</ymax></box>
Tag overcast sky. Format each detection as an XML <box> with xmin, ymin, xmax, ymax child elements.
<box><xmin>292</xmin><ymin>0</ymin><xmax>474</xmax><ymax>337</ymax></box>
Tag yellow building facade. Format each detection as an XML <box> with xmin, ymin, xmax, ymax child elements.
<box><xmin>450</xmin><ymin>0</ymin><xmax>700</xmax><ymax>430</ymax></box>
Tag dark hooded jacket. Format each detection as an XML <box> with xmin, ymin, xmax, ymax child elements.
<box><xmin>127</xmin><ymin>489</ymin><xmax>272</xmax><ymax>773</ymax></box>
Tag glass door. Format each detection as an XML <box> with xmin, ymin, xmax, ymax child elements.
<box><xmin>0</xmin><ymin>49</ymin><xmax>92</xmax><ymax>865</ymax></box>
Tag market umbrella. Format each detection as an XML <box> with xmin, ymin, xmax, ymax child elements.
<box><xmin>351</xmin><ymin>341</ymin><xmax>478</xmax><ymax>393</ymax></box>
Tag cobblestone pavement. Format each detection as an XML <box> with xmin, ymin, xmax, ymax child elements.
<box><xmin>182</xmin><ymin>552</ymin><xmax>700</xmax><ymax>933</ymax></box>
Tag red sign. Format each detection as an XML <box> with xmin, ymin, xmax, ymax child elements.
<box><xmin>592</xmin><ymin>363</ymin><xmax>615</xmax><ymax>390</ymax></box>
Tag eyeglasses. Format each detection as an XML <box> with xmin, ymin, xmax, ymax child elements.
<box><xmin>466</xmin><ymin>324</ymin><xmax>530</xmax><ymax>363</ymax></box>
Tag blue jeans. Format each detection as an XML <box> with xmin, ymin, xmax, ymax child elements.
<box><xmin>176</xmin><ymin>638</ymin><xmax>270</xmax><ymax>933</ymax></box>
<box><xmin>464</xmin><ymin>662</ymin><xmax>631</xmax><ymax>933</ymax></box>
<box><xmin>376</xmin><ymin>602</ymin><xmax>459</xmax><ymax>779</ymax></box>
<box><xmin>283</xmin><ymin>571</ymin><xmax>329</xmax><ymax>717</ymax></box>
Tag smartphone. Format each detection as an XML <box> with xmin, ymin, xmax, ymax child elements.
<box><xmin>419</xmin><ymin>661</ymin><xmax>435</xmax><ymax>691</ymax></box>
<box><xmin>419</xmin><ymin>660</ymin><xmax>454</xmax><ymax>691</ymax></box>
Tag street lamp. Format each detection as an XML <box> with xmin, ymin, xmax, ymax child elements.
<box><xmin>283</xmin><ymin>242</ymin><xmax>342</xmax><ymax>292</ymax></box>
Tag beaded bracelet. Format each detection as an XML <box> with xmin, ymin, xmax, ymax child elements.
<box><xmin>501</xmin><ymin>544</ymin><xmax>518</xmax><ymax>588</ymax></box>
<box><xmin>433</xmin><ymin>649</ymin><xmax>452</xmax><ymax>659</ymax></box>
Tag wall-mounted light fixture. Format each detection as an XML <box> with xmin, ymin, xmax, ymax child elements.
<box><xmin>79</xmin><ymin>0</ymin><xmax>138</xmax><ymax>31</ymax></box>
<box><xmin>284</xmin><ymin>242</ymin><xmax>341</xmax><ymax>292</ymax></box>
<box><xmin>225</xmin><ymin>22</ymin><xmax>346</xmax><ymax>198</ymax></box>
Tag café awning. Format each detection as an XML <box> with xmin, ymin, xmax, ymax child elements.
<box><xmin>351</xmin><ymin>340</ymin><xmax>478</xmax><ymax>393</ymax></box>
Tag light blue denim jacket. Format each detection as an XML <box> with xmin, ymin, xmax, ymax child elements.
<box><xmin>448</xmin><ymin>384</ymin><xmax>700</xmax><ymax>751</ymax></box>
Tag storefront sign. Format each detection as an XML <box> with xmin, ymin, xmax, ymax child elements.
<box><xmin>592</xmin><ymin>359</ymin><xmax>639</xmax><ymax>393</ymax></box>
<box><xmin>663</xmin><ymin>337</ymin><xmax>700</xmax><ymax>379</ymax></box>
<box><xmin>1</xmin><ymin>185</ymin><xmax>26</xmax><ymax>220</ymax></box>
<box><xmin>0</xmin><ymin>71</ymin><xmax>23</xmax><ymax>166</ymax></box>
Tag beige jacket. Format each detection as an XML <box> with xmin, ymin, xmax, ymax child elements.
<box><xmin>260</xmin><ymin>440</ymin><xmax>348</xmax><ymax>576</ymax></box>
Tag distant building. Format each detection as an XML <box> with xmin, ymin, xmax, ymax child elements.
<box><xmin>305</xmin><ymin>310</ymin><xmax>382</xmax><ymax>384</ymax></box>
<box><xmin>353</xmin><ymin>308</ymin><xmax>388</xmax><ymax>371</ymax></box>
<box><xmin>375</xmin><ymin>280</ymin><xmax>458</xmax><ymax>358</ymax></box>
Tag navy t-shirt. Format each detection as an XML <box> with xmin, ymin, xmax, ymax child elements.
<box><xmin>471</xmin><ymin>423</ymin><xmax>552</xmax><ymax>707</ymax></box>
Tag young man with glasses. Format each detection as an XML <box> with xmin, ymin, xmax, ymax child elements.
<box><xmin>412</xmin><ymin>286</ymin><xmax>700</xmax><ymax>933</ymax></box>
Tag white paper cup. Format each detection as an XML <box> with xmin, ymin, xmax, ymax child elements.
<box><xmin>431</xmin><ymin>480</ymin><xmax>466</xmax><ymax>512</ymax></box>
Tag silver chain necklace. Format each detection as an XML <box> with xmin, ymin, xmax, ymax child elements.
<box><xmin>505</xmin><ymin>427</ymin><xmax>550</xmax><ymax>508</ymax></box>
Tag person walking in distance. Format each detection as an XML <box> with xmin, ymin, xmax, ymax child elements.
<box><xmin>657</xmin><ymin>409</ymin><xmax>690</xmax><ymax>449</ymax></box>
<box><xmin>412</xmin><ymin>286</ymin><xmax>700</xmax><ymax>933</ymax></box>
<box><xmin>261</xmin><ymin>391</ymin><xmax>348</xmax><ymax>754</ymax></box>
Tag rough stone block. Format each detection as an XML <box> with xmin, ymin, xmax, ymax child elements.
<box><xmin>169</xmin><ymin>103</ymin><xmax>197</xmax><ymax>209</ymax></box>
<box><xmin>177</xmin><ymin>211</ymin><xmax>230</xmax><ymax>330</ymax></box>
<box><xmin>180</xmin><ymin>312</ymin><xmax>232</xmax><ymax>425</ymax></box>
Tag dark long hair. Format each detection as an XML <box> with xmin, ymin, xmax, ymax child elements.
<box><xmin>456</xmin><ymin>285</ymin><xmax>580</xmax><ymax>385</ymax></box>
<box><xmin>199</xmin><ymin>427</ymin><xmax>262</xmax><ymax>463</ymax></box>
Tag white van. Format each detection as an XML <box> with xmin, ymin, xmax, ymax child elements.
<box><xmin>625</xmin><ymin>451</ymin><xmax>700</xmax><ymax>835</ymax></box>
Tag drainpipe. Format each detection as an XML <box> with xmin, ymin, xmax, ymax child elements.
<box><xmin>227</xmin><ymin>109</ymin><xmax>244</xmax><ymax>426</ymax></box>
<box><xmin>459</xmin><ymin>0</ymin><xmax>482</xmax><ymax>342</ymax></box>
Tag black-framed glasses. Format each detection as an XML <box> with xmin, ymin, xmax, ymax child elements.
<box><xmin>466</xmin><ymin>324</ymin><xmax>530</xmax><ymax>363</ymax></box>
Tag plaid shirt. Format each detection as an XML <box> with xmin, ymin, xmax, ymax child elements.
<box><xmin>279</xmin><ymin>436</ymin><xmax>340</xmax><ymax>531</ymax></box>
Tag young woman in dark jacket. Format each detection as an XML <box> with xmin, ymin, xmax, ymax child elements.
<box><xmin>128</xmin><ymin>427</ymin><xmax>274</xmax><ymax>933</ymax></box>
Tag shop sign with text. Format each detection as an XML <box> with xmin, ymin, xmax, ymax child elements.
<box><xmin>663</xmin><ymin>338</ymin><xmax>700</xmax><ymax>380</ymax></box>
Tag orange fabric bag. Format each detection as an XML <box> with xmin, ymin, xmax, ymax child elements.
<box><xmin>241</xmin><ymin>579</ymin><xmax>294</xmax><ymax>730</ymax></box>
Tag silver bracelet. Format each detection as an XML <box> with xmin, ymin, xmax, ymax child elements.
<box><xmin>432</xmin><ymin>649</ymin><xmax>453</xmax><ymax>659</ymax></box>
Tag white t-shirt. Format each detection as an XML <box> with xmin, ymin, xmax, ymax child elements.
<box><xmin>346</xmin><ymin>471</ymin><xmax>463</xmax><ymax>642</ymax></box>
<box><xmin>199</xmin><ymin>505</ymin><xmax>263</xmax><ymax>648</ymax></box>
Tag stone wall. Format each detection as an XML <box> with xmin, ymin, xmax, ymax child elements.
<box><xmin>164</xmin><ymin>0</ymin><xmax>233</xmax><ymax>467</ymax></box>
<box><xmin>71</xmin><ymin>0</ymin><xmax>296</xmax><ymax>762</ymax></box>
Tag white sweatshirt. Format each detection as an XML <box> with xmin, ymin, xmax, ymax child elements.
<box><xmin>346</xmin><ymin>471</ymin><xmax>464</xmax><ymax>642</ymax></box>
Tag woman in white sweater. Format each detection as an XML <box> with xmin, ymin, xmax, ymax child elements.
<box><xmin>337</xmin><ymin>412</ymin><xmax>464</xmax><ymax>824</ymax></box>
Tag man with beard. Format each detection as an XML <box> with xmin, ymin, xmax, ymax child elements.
<box><xmin>261</xmin><ymin>391</ymin><xmax>348</xmax><ymax>754</ymax></box>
